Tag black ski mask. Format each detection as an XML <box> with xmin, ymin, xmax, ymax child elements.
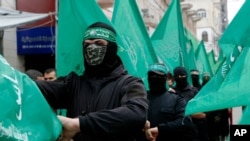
<box><xmin>190</xmin><ymin>70</ymin><xmax>200</xmax><ymax>88</ymax></box>
<box><xmin>148</xmin><ymin>72</ymin><xmax>167</xmax><ymax>94</ymax></box>
<box><xmin>191</xmin><ymin>75</ymin><xmax>200</xmax><ymax>87</ymax></box>
<box><xmin>82</xmin><ymin>22</ymin><xmax>119</xmax><ymax>77</ymax></box>
<box><xmin>174</xmin><ymin>67</ymin><xmax>188</xmax><ymax>89</ymax></box>
<box><xmin>147</xmin><ymin>63</ymin><xmax>168</xmax><ymax>94</ymax></box>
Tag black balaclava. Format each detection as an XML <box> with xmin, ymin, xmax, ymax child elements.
<box><xmin>202</xmin><ymin>76</ymin><xmax>211</xmax><ymax>86</ymax></box>
<box><xmin>82</xmin><ymin>22</ymin><xmax>119</xmax><ymax>77</ymax></box>
<box><xmin>190</xmin><ymin>70</ymin><xmax>201</xmax><ymax>89</ymax></box>
<box><xmin>191</xmin><ymin>75</ymin><xmax>200</xmax><ymax>88</ymax></box>
<box><xmin>148</xmin><ymin>71</ymin><xmax>167</xmax><ymax>94</ymax></box>
<box><xmin>174</xmin><ymin>66</ymin><xmax>188</xmax><ymax>89</ymax></box>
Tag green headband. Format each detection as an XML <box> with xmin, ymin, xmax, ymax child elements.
<box><xmin>83</xmin><ymin>27</ymin><xmax>116</xmax><ymax>42</ymax></box>
<box><xmin>148</xmin><ymin>64</ymin><xmax>168</xmax><ymax>75</ymax></box>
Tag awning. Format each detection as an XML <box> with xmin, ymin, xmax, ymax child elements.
<box><xmin>0</xmin><ymin>7</ymin><xmax>50</xmax><ymax>30</ymax></box>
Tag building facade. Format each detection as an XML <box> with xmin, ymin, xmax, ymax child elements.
<box><xmin>1</xmin><ymin>0</ymin><xmax>25</xmax><ymax>71</ymax></box>
<box><xmin>1</xmin><ymin>0</ymin><xmax>56</xmax><ymax>72</ymax></box>
<box><xmin>186</xmin><ymin>0</ymin><xmax>228</xmax><ymax>57</ymax></box>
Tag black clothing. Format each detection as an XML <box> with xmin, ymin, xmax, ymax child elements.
<box><xmin>147</xmin><ymin>71</ymin><xmax>167</xmax><ymax>94</ymax></box>
<box><xmin>36</xmin><ymin>62</ymin><xmax>148</xmax><ymax>141</ymax></box>
<box><xmin>175</xmin><ymin>77</ymin><xmax>189</xmax><ymax>89</ymax></box>
<box><xmin>146</xmin><ymin>91</ymin><xmax>194</xmax><ymax>141</ymax></box>
<box><xmin>191</xmin><ymin>74</ymin><xmax>202</xmax><ymax>90</ymax></box>
<box><xmin>174</xmin><ymin>66</ymin><xmax>189</xmax><ymax>89</ymax></box>
<box><xmin>207</xmin><ymin>109</ymin><xmax>229</xmax><ymax>141</ymax></box>
<box><xmin>174</xmin><ymin>66</ymin><xmax>187</xmax><ymax>76</ymax></box>
<box><xmin>174</xmin><ymin>85</ymin><xmax>198</xmax><ymax>102</ymax></box>
<box><xmin>84</xmin><ymin>55</ymin><xmax>120</xmax><ymax>78</ymax></box>
<box><xmin>174</xmin><ymin>85</ymin><xmax>208</xmax><ymax>141</ymax></box>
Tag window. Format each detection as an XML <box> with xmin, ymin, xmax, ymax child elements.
<box><xmin>197</xmin><ymin>9</ymin><xmax>206</xmax><ymax>18</ymax></box>
<box><xmin>202</xmin><ymin>31</ymin><xmax>208</xmax><ymax>42</ymax></box>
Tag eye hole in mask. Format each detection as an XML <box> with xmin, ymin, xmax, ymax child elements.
<box><xmin>83</xmin><ymin>39</ymin><xmax>108</xmax><ymax>47</ymax></box>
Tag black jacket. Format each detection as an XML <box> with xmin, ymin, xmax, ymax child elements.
<box><xmin>36</xmin><ymin>64</ymin><xmax>148</xmax><ymax>141</ymax></box>
<box><xmin>138</xmin><ymin>91</ymin><xmax>195</xmax><ymax>141</ymax></box>
<box><xmin>174</xmin><ymin>85</ymin><xmax>198</xmax><ymax>103</ymax></box>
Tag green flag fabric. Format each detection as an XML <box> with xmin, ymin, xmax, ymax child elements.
<box><xmin>207</xmin><ymin>51</ymin><xmax>216</xmax><ymax>74</ymax></box>
<box><xmin>112</xmin><ymin>0</ymin><xmax>158</xmax><ymax>87</ymax></box>
<box><xmin>56</xmin><ymin>0</ymin><xmax>111</xmax><ymax>77</ymax></box>
<box><xmin>185</xmin><ymin>29</ymin><xmax>197</xmax><ymax>71</ymax></box>
<box><xmin>0</xmin><ymin>55</ymin><xmax>62</xmax><ymax>141</ymax></box>
<box><xmin>151</xmin><ymin>0</ymin><xmax>188</xmax><ymax>72</ymax></box>
<box><xmin>185</xmin><ymin>29</ymin><xmax>199</xmax><ymax>52</ymax></box>
<box><xmin>213</xmin><ymin>48</ymin><xmax>226</xmax><ymax>74</ymax></box>
<box><xmin>207</xmin><ymin>50</ymin><xmax>225</xmax><ymax>75</ymax></box>
<box><xmin>195</xmin><ymin>40</ymin><xmax>214</xmax><ymax>77</ymax></box>
<box><xmin>185</xmin><ymin>0</ymin><xmax>250</xmax><ymax>116</ymax></box>
<box><xmin>188</xmin><ymin>42</ymin><xmax>197</xmax><ymax>71</ymax></box>
<box><xmin>188</xmin><ymin>47</ymin><xmax>250</xmax><ymax>114</ymax></box>
<box><xmin>185</xmin><ymin>45</ymin><xmax>242</xmax><ymax>115</ymax></box>
<box><xmin>219</xmin><ymin>0</ymin><xmax>250</xmax><ymax>54</ymax></box>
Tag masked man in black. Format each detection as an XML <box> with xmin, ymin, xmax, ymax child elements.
<box><xmin>190</xmin><ymin>69</ymin><xmax>202</xmax><ymax>90</ymax></box>
<box><xmin>173</xmin><ymin>66</ymin><xmax>208</xmax><ymax>141</ymax></box>
<box><xmin>36</xmin><ymin>22</ymin><xmax>148</xmax><ymax>141</ymax></box>
<box><xmin>139</xmin><ymin>63</ymin><xmax>196</xmax><ymax>141</ymax></box>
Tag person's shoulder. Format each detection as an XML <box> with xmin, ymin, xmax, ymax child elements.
<box><xmin>167</xmin><ymin>91</ymin><xmax>183</xmax><ymax>98</ymax></box>
<box><xmin>56</xmin><ymin>71</ymin><xmax>81</xmax><ymax>82</ymax></box>
<box><xmin>118</xmin><ymin>74</ymin><xmax>145</xmax><ymax>90</ymax></box>
<box><xmin>165</xmin><ymin>91</ymin><xmax>186</xmax><ymax>104</ymax></box>
<box><xmin>186</xmin><ymin>85</ymin><xmax>198</xmax><ymax>93</ymax></box>
<box><xmin>119</xmin><ymin>74</ymin><xmax>140</xmax><ymax>81</ymax></box>
<box><xmin>190</xmin><ymin>86</ymin><xmax>199</xmax><ymax>93</ymax></box>
<box><xmin>67</xmin><ymin>71</ymin><xmax>83</xmax><ymax>77</ymax></box>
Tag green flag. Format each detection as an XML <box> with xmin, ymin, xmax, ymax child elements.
<box><xmin>207</xmin><ymin>50</ymin><xmax>226</xmax><ymax>74</ymax></box>
<box><xmin>185</xmin><ymin>28</ymin><xmax>197</xmax><ymax>71</ymax></box>
<box><xmin>112</xmin><ymin>0</ymin><xmax>158</xmax><ymax>87</ymax></box>
<box><xmin>195</xmin><ymin>40</ymin><xmax>214</xmax><ymax>77</ymax></box>
<box><xmin>185</xmin><ymin>45</ymin><xmax>242</xmax><ymax>115</ymax></box>
<box><xmin>189</xmin><ymin>47</ymin><xmax>250</xmax><ymax>113</ymax></box>
<box><xmin>185</xmin><ymin>0</ymin><xmax>250</xmax><ymax>115</ymax></box>
<box><xmin>0</xmin><ymin>55</ymin><xmax>62</xmax><ymax>140</ymax></box>
<box><xmin>185</xmin><ymin>28</ymin><xmax>199</xmax><ymax>52</ymax></box>
<box><xmin>187</xmin><ymin>41</ymin><xmax>197</xmax><ymax>71</ymax></box>
<box><xmin>56</xmin><ymin>0</ymin><xmax>111</xmax><ymax>77</ymax></box>
<box><xmin>219</xmin><ymin>0</ymin><xmax>250</xmax><ymax>57</ymax></box>
<box><xmin>213</xmin><ymin>48</ymin><xmax>226</xmax><ymax>74</ymax></box>
<box><xmin>151</xmin><ymin>0</ymin><xmax>188</xmax><ymax>72</ymax></box>
<box><xmin>207</xmin><ymin>51</ymin><xmax>216</xmax><ymax>73</ymax></box>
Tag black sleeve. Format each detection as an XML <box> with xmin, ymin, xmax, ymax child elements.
<box><xmin>157</xmin><ymin>95</ymin><xmax>188</xmax><ymax>133</ymax></box>
<box><xmin>79</xmin><ymin>77</ymin><xmax>148</xmax><ymax>136</ymax></box>
<box><xmin>35</xmin><ymin>73</ymin><xmax>74</xmax><ymax>109</ymax></box>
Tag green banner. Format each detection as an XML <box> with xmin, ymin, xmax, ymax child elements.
<box><xmin>185</xmin><ymin>45</ymin><xmax>242</xmax><ymax>115</ymax></box>
<box><xmin>195</xmin><ymin>40</ymin><xmax>214</xmax><ymax>77</ymax></box>
<box><xmin>219</xmin><ymin>0</ymin><xmax>250</xmax><ymax>55</ymax></box>
<box><xmin>151</xmin><ymin>0</ymin><xmax>188</xmax><ymax>72</ymax></box>
<box><xmin>184</xmin><ymin>28</ymin><xmax>198</xmax><ymax>71</ymax></box>
<box><xmin>186</xmin><ymin>0</ymin><xmax>250</xmax><ymax>117</ymax></box>
<box><xmin>112</xmin><ymin>0</ymin><xmax>158</xmax><ymax>89</ymax></box>
<box><xmin>0</xmin><ymin>55</ymin><xmax>62</xmax><ymax>141</ymax></box>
